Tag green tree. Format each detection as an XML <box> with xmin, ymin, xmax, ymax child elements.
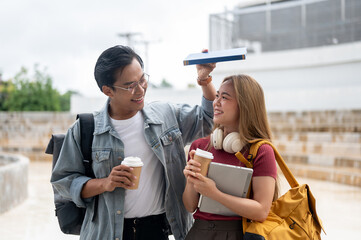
<box><xmin>59</xmin><ymin>90</ymin><xmax>78</xmax><ymax>111</ymax></box>
<box><xmin>160</xmin><ymin>78</ymin><xmax>173</xmax><ymax>88</ymax></box>
<box><xmin>0</xmin><ymin>66</ymin><xmax>73</xmax><ymax>111</ymax></box>
<box><xmin>0</xmin><ymin>74</ymin><xmax>15</xmax><ymax>111</ymax></box>
<box><xmin>187</xmin><ymin>83</ymin><xmax>196</xmax><ymax>89</ymax></box>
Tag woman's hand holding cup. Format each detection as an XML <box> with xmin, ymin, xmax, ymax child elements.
<box><xmin>184</xmin><ymin>148</ymin><xmax>214</xmax><ymax>179</ymax></box>
<box><xmin>184</xmin><ymin>150</ymin><xmax>202</xmax><ymax>179</ymax></box>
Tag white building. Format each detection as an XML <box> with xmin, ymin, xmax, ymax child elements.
<box><xmin>209</xmin><ymin>0</ymin><xmax>361</xmax><ymax>111</ymax></box>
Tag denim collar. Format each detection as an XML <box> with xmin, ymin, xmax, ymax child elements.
<box><xmin>93</xmin><ymin>98</ymin><xmax>163</xmax><ymax>135</ymax></box>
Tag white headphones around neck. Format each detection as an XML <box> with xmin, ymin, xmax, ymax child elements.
<box><xmin>210</xmin><ymin>128</ymin><xmax>244</xmax><ymax>153</ymax></box>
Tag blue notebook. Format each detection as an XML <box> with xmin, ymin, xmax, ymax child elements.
<box><xmin>183</xmin><ymin>47</ymin><xmax>247</xmax><ymax>66</ymax></box>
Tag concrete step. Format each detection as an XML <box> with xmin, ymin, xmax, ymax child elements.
<box><xmin>273</xmin><ymin>132</ymin><xmax>361</xmax><ymax>144</ymax></box>
<box><xmin>286</xmin><ymin>163</ymin><xmax>361</xmax><ymax>187</ymax></box>
<box><xmin>275</xmin><ymin>141</ymin><xmax>361</xmax><ymax>158</ymax></box>
<box><xmin>280</xmin><ymin>152</ymin><xmax>361</xmax><ymax>170</ymax></box>
<box><xmin>268</xmin><ymin>110</ymin><xmax>361</xmax><ymax>133</ymax></box>
<box><xmin>268</xmin><ymin>110</ymin><xmax>361</xmax><ymax>124</ymax></box>
<box><xmin>270</xmin><ymin>124</ymin><xmax>361</xmax><ymax>133</ymax></box>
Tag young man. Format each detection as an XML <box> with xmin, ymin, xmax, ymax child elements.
<box><xmin>51</xmin><ymin>45</ymin><xmax>216</xmax><ymax>240</ymax></box>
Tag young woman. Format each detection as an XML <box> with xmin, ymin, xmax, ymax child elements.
<box><xmin>183</xmin><ymin>74</ymin><xmax>278</xmax><ymax>240</ymax></box>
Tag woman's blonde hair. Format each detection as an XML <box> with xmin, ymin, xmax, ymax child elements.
<box><xmin>213</xmin><ymin>74</ymin><xmax>279</xmax><ymax>200</ymax></box>
<box><xmin>213</xmin><ymin>74</ymin><xmax>272</xmax><ymax>142</ymax></box>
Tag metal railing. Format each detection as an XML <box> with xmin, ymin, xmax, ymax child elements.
<box><xmin>209</xmin><ymin>0</ymin><xmax>361</xmax><ymax>52</ymax></box>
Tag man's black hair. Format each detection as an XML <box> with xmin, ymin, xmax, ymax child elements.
<box><xmin>94</xmin><ymin>45</ymin><xmax>144</xmax><ymax>91</ymax></box>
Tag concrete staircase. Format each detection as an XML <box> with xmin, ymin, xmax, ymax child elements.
<box><xmin>268</xmin><ymin>110</ymin><xmax>361</xmax><ymax>187</ymax></box>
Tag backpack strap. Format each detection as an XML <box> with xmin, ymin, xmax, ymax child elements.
<box><xmin>234</xmin><ymin>151</ymin><xmax>253</xmax><ymax>168</ymax></box>
<box><xmin>76</xmin><ymin>113</ymin><xmax>95</xmax><ymax>178</ymax></box>
<box><xmin>235</xmin><ymin>139</ymin><xmax>299</xmax><ymax>188</ymax></box>
<box><xmin>235</xmin><ymin>139</ymin><xmax>299</xmax><ymax>234</ymax></box>
<box><xmin>249</xmin><ymin>139</ymin><xmax>299</xmax><ymax>188</ymax></box>
<box><xmin>76</xmin><ymin>113</ymin><xmax>98</xmax><ymax>222</ymax></box>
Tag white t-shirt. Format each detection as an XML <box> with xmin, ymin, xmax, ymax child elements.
<box><xmin>110</xmin><ymin>112</ymin><xmax>165</xmax><ymax>218</ymax></box>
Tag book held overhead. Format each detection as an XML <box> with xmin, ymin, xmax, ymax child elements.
<box><xmin>183</xmin><ymin>47</ymin><xmax>247</xmax><ymax>65</ymax></box>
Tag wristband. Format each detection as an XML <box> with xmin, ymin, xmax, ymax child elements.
<box><xmin>197</xmin><ymin>75</ymin><xmax>212</xmax><ymax>86</ymax></box>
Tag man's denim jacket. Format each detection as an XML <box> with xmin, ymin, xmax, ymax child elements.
<box><xmin>51</xmin><ymin>97</ymin><xmax>214</xmax><ymax>240</ymax></box>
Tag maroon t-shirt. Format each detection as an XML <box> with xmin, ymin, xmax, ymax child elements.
<box><xmin>188</xmin><ymin>137</ymin><xmax>277</xmax><ymax>221</ymax></box>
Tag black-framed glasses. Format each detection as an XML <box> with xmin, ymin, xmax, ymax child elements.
<box><xmin>112</xmin><ymin>73</ymin><xmax>149</xmax><ymax>94</ymax></box>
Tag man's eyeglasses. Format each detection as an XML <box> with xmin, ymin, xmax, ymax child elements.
<box><xmin>112</xmin><ymin>73</ymin><xmax>149</xmax><ymax>93</ymax></box>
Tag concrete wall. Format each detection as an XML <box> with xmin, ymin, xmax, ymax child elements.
<box><xmin>0</xmin><ymin>153</ymin><xmax>29</xmax><ymax>214</ymax></box>
<box><xmin>0</xmin><ymin>112</ymin><xmax>75</xmax><ymax>161</ymax></box>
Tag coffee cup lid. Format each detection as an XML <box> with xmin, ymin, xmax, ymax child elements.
<box><xmin>195</xmin><ymin>148</ymin><xmax>214</xmax><ymax>159</ymax></box>
<box><xmin>122</xmin><ymin>156</ymin><xmax>144</xmax><ymax>167</ymax></box>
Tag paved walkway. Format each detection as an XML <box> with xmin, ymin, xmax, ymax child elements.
<box><xmin>0</xmin><ymin>161</ymin><xmax>360</xmax><ymax>239</ymax></box>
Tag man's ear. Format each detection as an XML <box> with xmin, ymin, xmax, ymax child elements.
<box><xmin>102</xmin><ymin>85</ymin><xmax>114</xmax><ymax>98</ymax></box>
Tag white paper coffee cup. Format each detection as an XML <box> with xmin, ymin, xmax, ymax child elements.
<box><xmin>193</xmin><ymin>148</ymin><xmax>213</xmax><ymax>176</ymax></box>
<box><xmin>122</xmin><ymin>157</ymin><xmax>144</xmax><ymax>189</ymax></box>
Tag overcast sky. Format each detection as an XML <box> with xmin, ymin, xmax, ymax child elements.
<box><xmin>0</xmin><ymin>0</ymin><xmax>244</xmax><ymax>97</ymax></box>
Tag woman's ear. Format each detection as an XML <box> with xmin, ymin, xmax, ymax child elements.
<box><xmin>102</xmin><ymin>85</ymin><xmax>114</xmax><ymax>98</ymax></box>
